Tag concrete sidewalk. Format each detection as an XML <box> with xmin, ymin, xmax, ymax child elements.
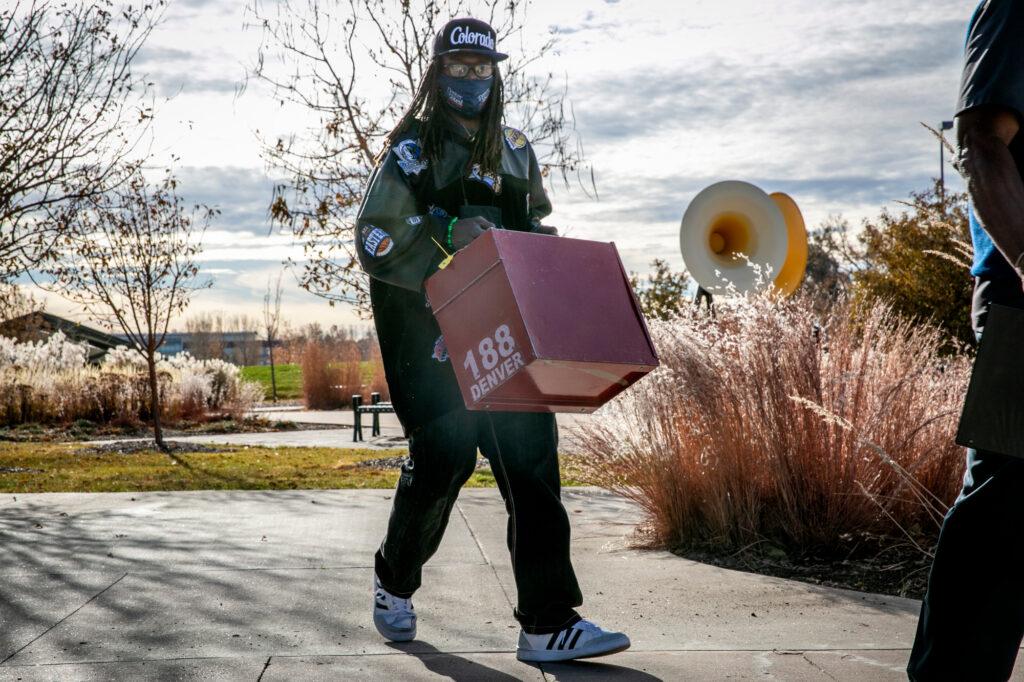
<box><xmin>85</xmin><ymin>409</ymin><xmax>598</xmax><ymax>452</ymax></box>
<box><xmin>0</xmin><ymin>488</ymin><xmax>991</xmax><ymax>680</ymax></box>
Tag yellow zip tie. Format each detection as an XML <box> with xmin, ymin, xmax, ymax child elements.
<box><xmin>431</xmin><ymin>236</ymin><xmax>454</xmax><ymax>270</ymax></box>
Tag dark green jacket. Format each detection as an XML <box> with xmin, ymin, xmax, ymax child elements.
<box><xmin>356</xmin><ymin>121</ymin><xmax>551</xmax><ymax>433</ymax></box>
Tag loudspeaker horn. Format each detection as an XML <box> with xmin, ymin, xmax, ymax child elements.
<box><xmin>679</xmin><ymin>181</ymin><xmax>807</xmax><ymax>296</ymax></box>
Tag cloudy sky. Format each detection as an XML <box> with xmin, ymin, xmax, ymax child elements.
<box><xmin>34</xmin><ymin>0</ymin><xmax>972</xmax><ymax>330</ymax></box>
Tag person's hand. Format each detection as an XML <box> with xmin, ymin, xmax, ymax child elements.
<box><xmin>534</xmin><ymin>224</ymin><xmax>558</xmax><ymax>236</ymax></box>
<box><xmin>450</xmin><ymin>216</ymin><xmax>495</xmax><ymax>250</ymax></box>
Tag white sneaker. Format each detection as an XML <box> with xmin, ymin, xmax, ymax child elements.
<box><xmin>372</xmin><ymin>574</ymin><xmax>416</xmax><ymax>642</ymax></box>
<box><xmin>516</xmin><ymin>618</ymin><xmax>630</xmax><ymax>662</ymax></box>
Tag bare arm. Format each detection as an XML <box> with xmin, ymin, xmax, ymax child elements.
<box><xmin>957</xmin><ymin>105</ymin><xmax>1024</xmax><ymax>275</ymax></box>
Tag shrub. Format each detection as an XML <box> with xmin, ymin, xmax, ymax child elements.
<box><xmin>300</xmin><ymin>341</ymin><xmax>334</xmax><ymax>409</ymax></box>
<box><xmin>629</xmin><ymin>258</ymin><xmax>692</xmax><ymax>321</ymax></box>
<box><xmin>299</xmin><ymin>340</ymin><xmax>370</xmax><ymax>409</ymax></box>
<box><xmin>0</xmin><ymin>334</ymin><xmax>263</xmax><ymax>427</ymax></box>
<box><xmin>814</xmin><ymin>182</ymin><xmax>973</xmax><ymax>351</ymax></box>
<box><xmin>369</xmin><ymin>359</ymin><xmax>390</xmax><ymax>402</ymax></box>
<box><xmin>571</xmin><ymin>294</ymin><xmax>969</xmax><ymax>557</ymax></box>
<box><xmin>334</xmin><ymin>358</ymin><xmax>363</xmax><ymax>406</ymax></box>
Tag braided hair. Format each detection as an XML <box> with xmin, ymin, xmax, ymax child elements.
<box><xmin>381</xmin><ymin>59</ymin><xmax>506</xmax><ymax>175</ymax></box>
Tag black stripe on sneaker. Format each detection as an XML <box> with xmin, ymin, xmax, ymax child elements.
<box><xmin>375</xmin><ymin>601</ymin><xmax>389</xmax><ymax>610</ymax></box>
<box><xmin>567</xmin><ymin>628</ymin><xmax>583</xmax><ymax>650</ymax></box>
<box><xmin>546</xmin><ymin>632</ymin><xmax>559</xmax><ymax>650</ymax></box>
<box><xmin>557</xmin><ymin>629</ymin><xmax>573</xmax><ymax>650</ymax></box>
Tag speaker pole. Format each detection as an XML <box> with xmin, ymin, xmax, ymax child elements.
<box><xmin>692</xmin><ymin>285</ymin><xmax>715</xmax><ymax>317</ymax></box>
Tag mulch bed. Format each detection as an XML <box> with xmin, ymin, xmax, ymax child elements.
<box><xmin>354</xmin><ymin>456</ymin><xmax>490</xmax><ymax>470</ymax></box>
<box><xmin>675</xmin><ymin>536</ymin><xmax>933</xmax><ymax>600</ymax></box>
<box><xmin>0</xmin><ymin>418</ymin><xmax>333</xmax><ymax>443</ymax></box>
<box><xmin>76</xmin><ymin>441</ymin><xmax>228</xmax><ymax>456</ymax></box>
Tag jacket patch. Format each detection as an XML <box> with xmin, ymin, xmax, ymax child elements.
<box><xmin>393</xmin><ymin>139</ymin><xmax>427</xmax><ymax>176</ymax></box>
<box><xmin>429</xmin><ymin>205</ymin><xmax>449</xmax><ymax>219</ymax></box>
<box><xmin>363</xmin><ymin>226</ymin><xmax>394</xmax><ymax>257</ymax></box>
<box><xmin>406</xmin><ymin>215</ymin><xmax>423</xmax><ymax>226</ymax></box>
<box><xmin>432</xmin><ymin>335</ymin><xmax>449</xmax><ymax>363</ymax></box>
<box><xmin>468</xmin><ymin>164</ymin><xmax>502</xmax><ymax>194</ymax></box>
<box><xmin>504</xmin><ymin>127</ymin><xmax>527</xmax><ymax>150</ymax></box>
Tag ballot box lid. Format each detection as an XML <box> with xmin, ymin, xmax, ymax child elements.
<box><xmin>499</xmin><ymin>232</ymin><xmax>657</xmax><ymax>364</ymax></box>
<box><xmin>428</xmin><ymin>230</ymin><xmax>658</xmax><ymax>367</ymax></box>
<box><xmin>956</xmin><ymin>303</ymin><xmax>1024</xmax><ymax>458</ymax></box>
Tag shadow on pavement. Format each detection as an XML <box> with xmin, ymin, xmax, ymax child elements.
<box><xmin>386</xmin><ymin>640</ymin><xmax>522</xmax><ymax>681</ymax></box>
<box><xmin>0</xmin><ymin>490</ymin><xmax>384</xmax><ymax>664</ymax></box>
<box><xmin>541</xmin><ymin>659</ymin><xmax>663</xmax><ymax>680</ymax></box>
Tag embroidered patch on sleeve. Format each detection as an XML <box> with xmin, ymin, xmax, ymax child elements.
<box><xmin>362</xmin><ymin>225</ymin><xmax>395</xmax><ymax>257</ymax></box>
<box><xmin>393</xmin><ymin>139</ymin><xmax>428</xmax><ymax>176</ymax></box>
<box><xmin>468</xmin><ymin>164</ymin><xmax>502</xmax><ymax>194</ymax></box>
<box><xmin>432</xmin><ymin>335</ymin><xmax>449</xmax><ymax>363</ymax></box>
<box><xmin>503</xmin><ymin>127</ymin><xmax>527</xmax><ymax>150</ymax></box>
<box><xmin>429</xmin><ymin>205</ymin><xmax>449</xmax><ymax>219</ymax></box>
<box><xmin>406</xmin><ymin>215</ymin><xmax>423</xmax><ymax>226</ymax></box>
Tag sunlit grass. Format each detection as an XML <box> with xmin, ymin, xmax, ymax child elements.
<box><xmin>240</xmin><ymin>363</ymin><xmax>303</xmax><ymax>400</ymax></box>
<box><xmin>0</xmin><ymin>442</ymin><xmax>585</xmax><ymax>493</ymax></box>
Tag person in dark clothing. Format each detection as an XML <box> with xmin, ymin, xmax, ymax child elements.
<box><xmin>908</xmin><ymin>1</ymin><xmax>1024</xmax><ymax>679</ymax></box>
<box><xmin>356</xmin><ymin>17</ymin><xmax>630</xmax><ymax>663</ymax></box>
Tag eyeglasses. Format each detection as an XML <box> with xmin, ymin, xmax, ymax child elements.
<box><xmin>441</xmin><ymin>62</ymin><xmax>495</xmax><ymax>79</ymax></box>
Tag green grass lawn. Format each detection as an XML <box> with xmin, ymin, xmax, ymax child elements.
<box><xmin>241</xmin><ymin>362</ymin><xmax>382</xmax><ymax>402</ymax></box>
<box><xmin>0</xmin><ymin>442</ymin><xmax>585</xmax><ymax>493</ymax></box>
<box><xmin>0</xmin><ymin>443</ymin><xmax>419</xmax><ymax>492</ymax></box>
<box><xmin>241</xmin><ymin>363</ymin><xmax>303</xmax><ymax>400</ymax></box>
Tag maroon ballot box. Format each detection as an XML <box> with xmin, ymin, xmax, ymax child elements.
<box><xmin>425</xmin><ymin>229</ymin><xmax>659</xmax><ymax>413</ymax></box>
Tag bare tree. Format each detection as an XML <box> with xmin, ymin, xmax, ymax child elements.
<box><xmin>231</xmin><ymin>315</ymin><xmax>263</xmax><ymax>366</ymax></box>
<box><xmin>0</xmin><ymin>284</ymin><xmax>41</xmax><ymax>325</ymax></box>
<box><xmin>183</xmin><ymin>312</ymin><xmax>262</xmax><ymax>363</ymax></box>
<box><xmin>184</xmin><ymin>312</ymin><xmax>224</xmax><ymax>360</ymax></box>
<box><xmin>0</xmin><ymin>0</ymin><xmax>163</xmax><ymax>287</ymax></box>
<box><xmin>245</xmin><ymin>0</ymin><xmax>590</xmax><ymax>314</ymax></box>
<box><xmin>262</xmin><ymin>272</ymin><xmax>285</xmax><ymax>402</ymax></box>
<box><xmin>45</xmin><ymin>169</ymin><xmax>216</xmax><ymax>451</ymax></box>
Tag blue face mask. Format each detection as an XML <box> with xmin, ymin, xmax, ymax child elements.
<box><xmin>439</xmin><ymin>75</ymin><xmax>493</xmax><ymax>118</ymax></box>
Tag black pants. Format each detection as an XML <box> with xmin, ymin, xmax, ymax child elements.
<box><xmin>374</xmin><ymin>409</ymin><xmax>583</xmax><ymax>634</ymax></box>
<box><xmin>908</xmin><ymin>276</ymin><xmax>1024</xmax><ymax>681</ymax></box>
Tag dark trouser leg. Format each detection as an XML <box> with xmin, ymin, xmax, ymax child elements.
<box><xmin>909</xmin><ymin>275</ymin><xmax>1024</xmax><ymax>680</ymax></box>
<box><xmin>908</xmin><ymin>450</ymin><xmax>1024</xmax><ymax>680</ymax></box>
<box><xmin>479</xmin><ymin>411</ymin><xmax>583</xmax><ymax>634</ymax></box>
<box><xmin>375</xmin><ymin>409</ymin><xmax>478</xmax><ymax>597</ymax></box>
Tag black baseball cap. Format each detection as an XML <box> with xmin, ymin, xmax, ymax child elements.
<box><xmin>432</xmin><ymin>17</ymin><xmax>508</xmax><ymax>62</ymax></box>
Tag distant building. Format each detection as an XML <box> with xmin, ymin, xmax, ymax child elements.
<box><xmin>149</xmin><ymin>331</ymin><xmax>267</xmax><ymax>365</ymax></box>
<box><xmin>1</xmin><ymin>312</ymin><xmax>269</xmax><ymax>366</ymax></box>
<box><xmin>0</xmin><ymin>312</ymin><xmax>127</xmax><ymax>363</ymax></box>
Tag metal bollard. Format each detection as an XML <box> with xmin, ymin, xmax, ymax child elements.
<box><xmin>352</xmin><ymin>394</ymin><xmax>363</xmax><ymax>442</ymax></box>
<box><xmin>370</xmin><ymin>392</ymin><xmax>381</xmax><ymax>437</ymax></box>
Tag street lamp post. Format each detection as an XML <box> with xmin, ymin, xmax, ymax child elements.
<box><xmin>940</xmin><ymin>119</ymin><xmax>954</xmax><ymax>203</ymax></box>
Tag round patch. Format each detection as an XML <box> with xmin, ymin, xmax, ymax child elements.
<box><xmin>504</xmin><ymin>127</ymin><xmax>527</xmax><ymax>150</ymax></box>
<box><xmin>363</xmin><ymin>226</ymin><xmax>395</xmax><ymax>258</ymax></box>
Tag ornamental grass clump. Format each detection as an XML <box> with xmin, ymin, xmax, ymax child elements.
<box><xmin>571</xmin><ymin>294</ymin><xmax>970</xmax><ymax>557</ymax></box>
<box><xmin>0</xmin><ymin>334</ymin><xmax>263</xmax><ymax>427</ymax></box>
<box><xmin>300</xmin><ymin>341</ymin><xmax>364</xmax><ymax>409</ymax></box>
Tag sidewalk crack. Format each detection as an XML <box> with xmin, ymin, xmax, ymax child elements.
<box><xmin>801</xmin><ymin>651</ymin><xmax>837</xmax><ymax>681</ymax></box>
<box><xmin>1</xmin><ymin>571</ymin><xmax>129</xmax><ymax>665</ymax></box>
<box><xmin>456</xmin><ymin>501</ymin><xmax>514</xmax><ymax>609</ymax></box>
<box><xmin>256</xmin><ymin>655</ymin><xmax>272</xmax><ymax>681</ymax></box>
